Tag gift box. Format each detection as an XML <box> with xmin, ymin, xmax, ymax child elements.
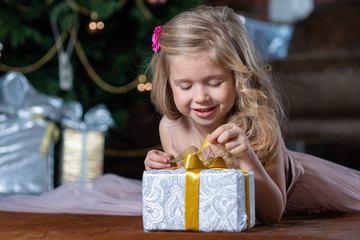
<box><xmin>58</xmin><ymin>102</ymin><xmax>114</xmax><ymax>184</ymax></box>
<box><xmin>0</xmin><ymin>72</ymin><xmax>63</xmax><ymax>196</ymax></box>
<box><xmin>142</xmin><ymin>139</ymin><xmax>255</xmax><ymax>232</ymax></box>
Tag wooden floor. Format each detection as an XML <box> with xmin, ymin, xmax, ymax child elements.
<box><xmin>0</xmin><ymin>211</ymin><xmax>359</xmax><ymax>240</ymax></box>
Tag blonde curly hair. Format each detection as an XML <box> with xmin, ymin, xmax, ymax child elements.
<box><xmin>149</xmin><ymin>5</ymin><xmax>286</xmax><ymax>164</ymax></box>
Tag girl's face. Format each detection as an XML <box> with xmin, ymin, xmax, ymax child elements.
<box><xmin>168</xmin><ymin>51</ymin><xmax>236</xmax><ymax>133</ymax></box>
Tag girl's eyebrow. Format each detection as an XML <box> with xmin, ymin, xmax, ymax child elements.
<box><xmin>171</xmin><ymin>74</ymin><xmax>228</xmax><ymax>83</ymax></box>
<box><xmin>171</xmin><ymin>78</ymin><xmax>192</xmax><ymax>83</ymax></box>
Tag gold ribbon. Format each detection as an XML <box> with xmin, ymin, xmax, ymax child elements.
<box><xmin>32</xmin><ymin>116</ymin><xmax>60</xmax><ymax>158</ymax></box>
<box><xmin>174</xmin><ymin>136</ymin><xmax>251</xmax><ymax>231</ymax></box>
<box><xmin>239</xmin><ymin>170</ymin><xmax>251</xmax><ymax>229</ymax></box>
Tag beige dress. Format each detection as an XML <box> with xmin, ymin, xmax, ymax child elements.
<box><xmin>163</xmin><ymin>116</ymin><xmax>360</xmax><ymax>214</ymax></box>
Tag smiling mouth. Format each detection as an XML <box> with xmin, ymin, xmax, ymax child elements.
<box><xmin>193</xmin><ymin>106</ymin><xmax>216</xmax><ymax>117</ymax></box>
<box><xmin>195</xmin><ymin>107</ymin><xmax>215</xmax><ymax>112</ymax></box>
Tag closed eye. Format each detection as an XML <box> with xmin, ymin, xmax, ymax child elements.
<box><xmin>179</xmin><ymin>85</ymin><xmax>191</xmax><ymax>90</ymax></box>
<box><xmin>208</xmin><ymin>81</ymin><xmax>223</xmax><ymax>87</ymax></box>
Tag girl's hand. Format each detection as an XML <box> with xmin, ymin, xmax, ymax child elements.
<box><xmin>208</xmin><ymin>123</ymin><xmax>256</xmax><ymax>169</ymax></box>
<box><xmin>144</xmin><ymin>150</ymin><xmax>175</xmax><ymax>171</ymax></box>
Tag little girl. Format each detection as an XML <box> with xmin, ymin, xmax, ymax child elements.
<box><xmin>144</xmin><ymin>5</ymin><xmax>360</xmax><ymax>224</ymax></box>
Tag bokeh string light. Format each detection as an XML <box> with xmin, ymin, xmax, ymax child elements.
<box><xmin>0</xmin><ymin>0</ymin><xmax>165</xmax><ymax>158</ymax></box>
<box><xmin>88</xmin><ymin>20</ymin><xmax>105</xmax><ymax>32</ymax></box>
<box><xmin>136</xmin><ymin>74</ymin><xmax>152</xmax><ymax>92</ymax></box>
<box><xmin>0</xmin><ymin>0</ymin><xmax>154</xmax><ymax>94</ymax></box>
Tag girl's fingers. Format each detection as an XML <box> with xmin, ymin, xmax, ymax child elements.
<box><xmin>224</xmin><ymin>141</ymin><xmax>238</xmax><ymax>150</ymax></box>
<box><xmin>146</xmin><ymin>161</ymin><xmax>172</xmax><ymax>170</ymax></box>
<box><xmin>208</xmin><ymin>123</ymin><xmax>252</xmax><ymax>160</ymax></box>
<box><xmin>229</xmin><ymin>144</ymin><xmax>249</xmax><ymax>156</ymax></box>
<box><xmin>145</xmin><ymin>150</ymin><xmax>174</xmax><ymax>171</ymax></box>
<box><xmin>218</xmin><ymin>129</ymin><xmax>240</xmax><ymax>144</ymax></box>
<box><xmin>209</xmin><ymin>123</ymin><xmax>242</xmax><ymax>145</ymax></box>
<box><xmin>150</xmin><ymin>150</ymin><xmax>174</xmax><ymax>162</ymax></box>
<box><xmin>208</xmin><ymin>124</ymin><xmax>231</xmax><ymax>143</ymax></box>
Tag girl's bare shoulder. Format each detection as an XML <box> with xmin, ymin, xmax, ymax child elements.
<box><xmin>160</xmin><ymin>116</ymin><xmax>194</xmax><ymax>154</ymax></box>
<box><xmin>160</xmin><ymin>115</ymin><xmax>191</xmax><ymax>132</ymax></box>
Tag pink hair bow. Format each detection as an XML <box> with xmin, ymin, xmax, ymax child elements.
<box><xmin>152</xmin><ymin>26</ymin><xmax>162</xmax><ymax>53</ymax></box>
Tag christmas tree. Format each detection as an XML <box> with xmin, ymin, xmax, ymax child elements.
<box><xmin>0</xmin><ymin>0</ymin><xmax>206</xmax><ymax>180</ymax></box>
<box><xmin>0</xmin><ymin>0</ymin><xmax>204</xmax><ymax>128</ymax></box>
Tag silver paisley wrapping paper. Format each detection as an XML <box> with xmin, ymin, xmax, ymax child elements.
<box><xmin>142</xmin><ymin>168</ymin><xmax>255</xmax><ymax>232</ymax></box>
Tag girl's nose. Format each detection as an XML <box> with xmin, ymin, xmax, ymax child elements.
<box><xmin>193</xmin><ymin>87</ymin><xmax>210</xmax><ymax>103</ymax></box>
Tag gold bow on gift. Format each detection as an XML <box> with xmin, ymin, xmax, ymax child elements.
<box><xmin>169</xmin><ymin>135</ymin><xmax>251</xmax><ymax>231</ymax></box>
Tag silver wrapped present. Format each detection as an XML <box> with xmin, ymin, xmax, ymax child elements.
<box><xmin>142</xmin><ymin>165</ymin><xmax>255</xmax><ymax>232</ymax></box>
<box><xmin>0</xmin><ymin>116</ymin><xmax>57</xmax><ymax>196</ymax></box>
<box><xmin>58</xmin><ymin>101</ymin><xmax>114</xmax><ymax>184</ymax></box>
<box><xmin>0</xmin><ymin>72</ymin><xmax>63</xmax><ymax>196</ymax></box>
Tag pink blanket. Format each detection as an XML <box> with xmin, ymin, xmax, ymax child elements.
<box><xmin>0</xmin><ymin>174</ymin><xmax>143</xmax><ymax>215</ymax></box>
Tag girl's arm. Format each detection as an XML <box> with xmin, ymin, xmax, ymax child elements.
<box><xmin>208</xmin><ymin>123</ymin><xmax>286</xmax><ymax>224</ymax></box>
